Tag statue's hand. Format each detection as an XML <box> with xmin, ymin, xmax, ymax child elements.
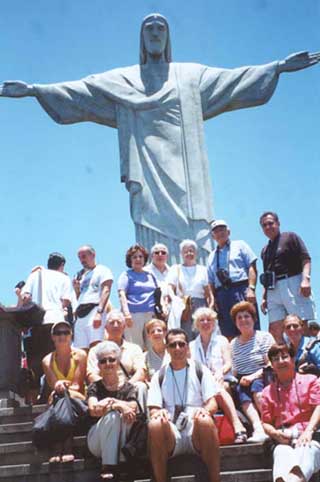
<box><xmin>278</xmin><ymin>51</ymin><xmax>320</xmax><ymax>73</ymax></box>
<box><xmin>0</xmin><ymin>80</ymin><xmax>33</xmax><ymax>97</ymax></box>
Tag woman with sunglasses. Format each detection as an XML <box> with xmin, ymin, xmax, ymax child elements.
<box><xmin>118</xmin><ymin>244</ymin><xmax>158</xmax><ymax>349</ymax></box>
<box><xmin>42</xmin><ymin>321</ymin><xmax>87</xmax><ymax>463</ymax></box>
<box><xmin>283</xmin><ymin>314</ymin><xmax>320</xmax><ymax>375</ymax></box>
<box><xmin>87</xmin><ymin>341</ymin><xmax>138</xmax><ymax>480</ymax></box>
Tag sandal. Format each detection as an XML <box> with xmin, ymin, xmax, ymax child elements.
<box><xmin>100</xmin><ymin>465</ymin><xmax>119</xmax><ymax>481</ymax></box>
<box><xmin>49</xmin><ymin>456</ymin><xmax>61</xmax><ymax>463</ymax></box>
<box><xmin>61</xmin><ymin>454</ymin><xmax>75</xmax><ymax>463</ymax></box>
<box><xmin>234</xmin><ymin>431</ymin><xmax>247</xmax><ymax>444</ymax></box>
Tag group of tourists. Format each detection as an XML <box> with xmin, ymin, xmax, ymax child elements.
<box><xmin>13</xmin><ymin>210</ymin><xmax>320</xmax><ymax>482</ymax></box>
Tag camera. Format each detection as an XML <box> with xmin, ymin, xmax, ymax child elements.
<box><xmin>216</xmin><ymin>269</ymin><xmax>232</xmax><ymax>289</ymax></box>
<box><xmin>175</xmin><ymin>411</ymin><xmax>188</xmax><ymax>431</ymax></box>
<box><xmin>259</xmin><ymin>271</ymin><xmax>275</xmax><ymax>290</ymax></box>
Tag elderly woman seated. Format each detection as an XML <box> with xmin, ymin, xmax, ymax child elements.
<box><xmin>87</xmin><ymin>341</ymin><xmax>138</xmax><ymax>480</ymax></box>
<box><xmin>189</xmin><ymin>307</ymin><xmax>247</xmax><ymax>443</ymax></box>
<box><xmin>42</xmin><ymin>321</ymin><xmax>87</xmax><ymax>463</ymax></box>
<box><xmin>283</xmin><ymin>314</ymin><xmax>320</xmax><ymax>375</ymax></box>
<box><xmin>87</xmin><ymin>310</ymin><xmax>147</xmax><ymax>410</ymax></box>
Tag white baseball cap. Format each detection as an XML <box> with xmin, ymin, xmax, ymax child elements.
<box><xmin>211</xmin><ymin>219</ymin><xmax>229</xmax><ymax>231</ymax></box>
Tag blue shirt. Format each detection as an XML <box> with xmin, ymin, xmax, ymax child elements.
<box><xmin>207</xmin><ymin>239</ymin><xmax>257</xmax><ymax>288</ymax></box>
<box><xmin>117</xmin><ymin>269</ymin><xmax>157</xmax><ymax>313</ymax></box>
<box><xmin>294</xmin><ymin>336</ymin><xmax>320</xmax><ymax>371</ymax></box>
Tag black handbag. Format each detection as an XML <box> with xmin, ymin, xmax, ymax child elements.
<box><xmin>32</xmin><ymin>404</ymin><xmax>55</xmax><ymax>449</ymax></box>
<box><xmin>32</xmin><ymin>390</ymin><xmax>88</xmax><ymax>450</ymax></box>
<box><xmin>121</xmin><ymin>401</ymin><xmax>148</xmax><ymax>461</ymax></box>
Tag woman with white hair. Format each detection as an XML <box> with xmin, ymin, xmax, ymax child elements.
<box><xmin>87</xmin><ymin>341</ymin><xmax>138</xmax><ymax>480</ymax></box>
<box><xmin>190</xmin><ymin>307</ymin><xmax>247</xmax><ymax>443</ymax></box>
<box><xmin>167</xmin><ymin>239</ymin><xmax>213</xmax><ymax>340</ymax></box>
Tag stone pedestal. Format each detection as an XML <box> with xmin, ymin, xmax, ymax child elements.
<box><xmin>0</xmin><ymin>311</ymin><xmax>21</xmax><ymax>406</ymax></box>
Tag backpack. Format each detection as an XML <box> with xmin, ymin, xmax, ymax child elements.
<box><xmin>298</xmin><ymin>338</ymin><xmax>320</xmax><ymax>376</ymax></box>
<box><xmin>158</xmin><ymin>360</ymin><xmax>203</xmax><ymax>387</ymax></box>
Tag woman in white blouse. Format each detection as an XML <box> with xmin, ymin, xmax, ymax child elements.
<box><xmin>190</xmin><ymin>307</ymin><xmax>247</xmax><ymax>443</ymax></box>
<box><xmin>167</xmin><ymin>240</ymin><xmax>213</xmax><ymax>340</ymax></box>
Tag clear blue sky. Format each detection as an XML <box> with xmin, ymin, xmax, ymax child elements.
<box><xmin>0</xmin><ymin>0</ymin><xmax>319</xmax><ymax>329</ymax></box>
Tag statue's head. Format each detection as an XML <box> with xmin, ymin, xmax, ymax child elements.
<box><xmin>140</xmin><ymin>13</ymin><xmax>172</xmax><ymax>64</ymax></box>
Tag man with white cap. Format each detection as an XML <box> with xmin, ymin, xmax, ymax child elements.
<box><xmin>207</xmin><ymin>220</ymin><xmax>259</xmax><ymax>338</ymax></box>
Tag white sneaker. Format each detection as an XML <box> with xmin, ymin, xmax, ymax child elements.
<box><xmin>247</xmin><ymin>429</ymin><xmax>269</xmax><ymax>443</ymax></box>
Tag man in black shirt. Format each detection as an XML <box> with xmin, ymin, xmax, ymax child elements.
<box><xmin>260</xmin><ymin>212</ymin><xmax>316</xmax><ymax>342</ymax></box>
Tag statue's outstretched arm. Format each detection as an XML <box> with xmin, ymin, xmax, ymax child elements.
<box><xmin>277</xmin><ymin>51</ymin><xmax>320</xmax><ymax>73</ymax></box>
<box><xmin>0</xmin><ymin>81</ymin><xmax>36</xmax><ymax>97</ymax></box>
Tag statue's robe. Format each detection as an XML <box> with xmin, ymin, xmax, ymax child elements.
<box><xmin>34</xmin><ymin>61</ymin><xmax>279</xmax><ymax>262</ymax></box>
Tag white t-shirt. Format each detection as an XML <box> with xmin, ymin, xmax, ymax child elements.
<box><xmin>147</xmin><ymin>360</ymin><xmax>219</xmax><ymax>419</ymax></box>
<box><xmin>22</xmin><ymin>268</ymin><xmax>72</xmax><ymax>324</ymax></box>
<box><xmin>78</xmin><ymin>264</ymin><xmax>113</xmax><ymax>305</ymax></box>
<box><xmin>167</xmin><ymin>264</ymin><xmax>208</xmax><ymax>298</ymax></box>
<box><xmin>145</xmin><ymin>263</ymin><xmax>169</xmax><ymax>296</ymax></box>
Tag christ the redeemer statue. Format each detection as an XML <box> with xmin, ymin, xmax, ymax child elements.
<box><xmin>1</xmin><ymin>14</ymin><xmax>319</xmax><ymax>262</ymax></box>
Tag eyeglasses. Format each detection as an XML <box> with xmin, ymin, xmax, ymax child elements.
<box><xmin>53</xmin><ymin>330</ymin><xmax>71</xmax><ymax>336</ymax></box>
<box><xmin>154</xmin><ymin>250</ymin><xmax>167</xmax><ymax>255</ymax></box>
<box><xmin>167</xmin><ymin>341</ymin><xmax>187</xmax><ymax>349</ymax></box>
<box><xmin>98</xmin><ymin>356</ymin><xmax>117</xmax><ymax>364</ymax></box>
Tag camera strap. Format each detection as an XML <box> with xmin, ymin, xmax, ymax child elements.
<box><xmin>216</xmin><ymin>241</ymin><xmax>230</xmax><ymax>273</ymax></box>
<box><xmin>170</xmin><ymin>364</ymin><xmax>188</xmax><ymax>409</ymax></box>
<box><xmin>263</xmin><ymin>235</ymin><xmax>280</xmax><ymax>272</ymax></box>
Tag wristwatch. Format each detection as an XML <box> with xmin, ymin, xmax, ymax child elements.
<box><xmin>249</xmin><ymin>285</ymin><xmax>256</xmax><ymax>291</ymax></box>
<box><xmin>97</xmin><ymin>307</ymin><xmax>103</xmax><ymax>314</ymax></box>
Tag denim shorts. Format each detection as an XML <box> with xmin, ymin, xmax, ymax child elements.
<box><xmin>235</xmin><ymin>377</ymin><xmax>264</xmax><ymax>405</ymax></box>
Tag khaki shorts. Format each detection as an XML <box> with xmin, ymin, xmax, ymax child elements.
<box><xmin>267</xmin><ymin>274</ymin><xmax>316</xmax><ymax>324</ymax></box>
<box><xmin>170</xmin><ymin>419</ymin><xmax>197</xmax><ymax>457</ymax></box>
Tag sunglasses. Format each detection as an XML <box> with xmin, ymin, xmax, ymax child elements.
<box><xmin>154</xmin><ymin>250</ymin><xmax>167</xmax><ymax>255</ymax></box>
<box><xmin>98</xmin><ymin>356</ymin><xmax>117</xmax><ymax>364</ymax></box>
<box><xmin>284</xmin><ymin>324</ymin><xmax>301</xmax><ymax>330</ymax></box>
<box><xmin>53</xmin><ymin>330</ymin><xmax>71</xmax><ymax>336</ymax></box>
<box><xmin>167</xmin><ymin>341</ymin><xmax>187</xmax><ymax>349</ymax></box>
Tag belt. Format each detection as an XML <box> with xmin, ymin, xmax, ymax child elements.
<box><xmin>276</xmin><ymin>272</ymin><xmax>301</xmax><ymax>281</ymax></box>
<box><xmin>216</xmin><ymin>279</ymin><xmax>248</xmax><ymax>292</ymax></box>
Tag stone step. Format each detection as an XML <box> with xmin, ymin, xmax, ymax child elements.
<box><xmin>0</xmin><ymin>459</ymin><xmax>273</xmax><ymax>482</ymax></box>
<box><xmin>0</xmin><ymin>436</ymin><xmax>270</xmax><ymax>470</ymax></box>
<box><xmin>0</xmin><ymin>422</ymin><xmax>33</xmax><ymax>443</ymax></box>
<box><xmin>0</xmin><ymin>404</ymin><xmax>45</xmax><ymax>424</ymax></box>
